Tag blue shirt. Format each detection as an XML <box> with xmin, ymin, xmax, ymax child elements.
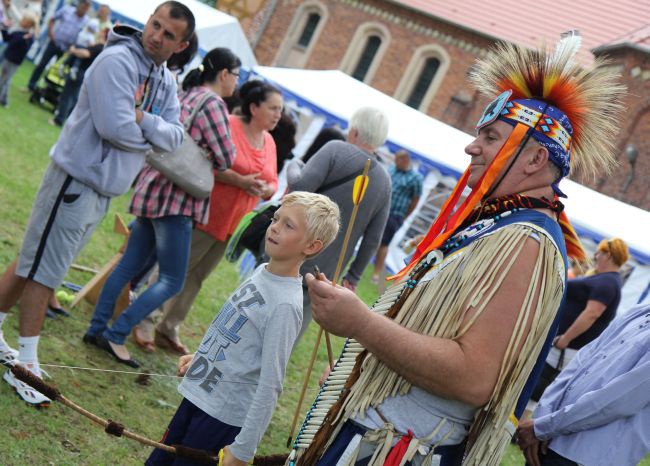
<box><xmin>52</xmin><ymin>5</ymin><xmax>88</xmax><ymax>50</ymax></box>
<box><xmin>388</xmin><ymin>165</ymin><xmax>422</xmax><ymax>217</ymax></box>
<box><xmin>534</xmin><ymin>303</ymin><xmax>650</xmax><ymax>466</ymax></box>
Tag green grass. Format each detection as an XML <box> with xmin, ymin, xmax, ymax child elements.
<box><xmin>1</xmin><ymin>64</ymin><xmax>648</xmax><ymax>466</ymax></box>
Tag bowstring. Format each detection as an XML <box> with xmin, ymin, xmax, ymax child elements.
<box><xmin>39</xmin><ymin>363</ymin><xmax>321</xmax><ymax>391</ymax></box>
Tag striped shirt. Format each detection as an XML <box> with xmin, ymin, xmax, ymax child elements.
<box><xmin>52</xmin><ymin>5</ymin><xmax>88</xmax><ymax>50</ymax></box>
<box><xmin>388</xmin><ymin>165</ymin><xmax>423</xmax><ymax>218</ymax></box>
<box><xmin>129</xmin><ymin>87</ymin><xmax>235</xmax><ymax>224</ymax></box>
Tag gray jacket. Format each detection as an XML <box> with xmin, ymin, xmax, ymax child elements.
<box><xmin>50</xmin><ymin>25</ymin><xmax>183</xmax><ymax>197</ymax></box>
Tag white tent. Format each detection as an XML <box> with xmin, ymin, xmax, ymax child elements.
<box><xmin>89</xmin><ymin>0</ymin><xmax>256</xmax><ymax>68</ymax></box>
<box><xmin>251</xmin><ymin>66</ymin><xmax>650</xmax><ymax>311</ymax></box>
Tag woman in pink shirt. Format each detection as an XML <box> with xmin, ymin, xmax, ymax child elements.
<box><xmin>150</xmin><ymin>80</ymin><xmax>282</xmax><ymax>353</ymax></box>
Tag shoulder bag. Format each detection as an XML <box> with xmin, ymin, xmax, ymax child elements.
<box><xmin>145</xmin><ymin>92</ymin><xmax>215</xmax><ymax>199</ymax></box>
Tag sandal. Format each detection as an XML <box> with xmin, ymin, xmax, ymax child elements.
<box><xmin>154</xmin><ymin>330</ymin><xmax>189</xmax><ymax>355</ymax></box>
<box><xmin>132</xmin><ymin>328</ymin><xmax>155</xmax><ymax>353</ymax></box>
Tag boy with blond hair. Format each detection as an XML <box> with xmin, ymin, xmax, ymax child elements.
<box><xmin>147</xmin><ymin>192</ymin><xmax>340</xmax><ymax>466</ymax></box>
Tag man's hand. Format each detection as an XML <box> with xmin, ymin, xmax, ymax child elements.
<box><xmin>516</xmin><ymin>419</ymin><xmax>547</xmax><ymax>466</ymax></box>
<box><xmin>221</xmin><ymin>446</ymin><xmax>247</xmax><ymax>466</ymax></box>
<box><xmin>553</xmin><ymin>334</ymin><xmax>569</xmax><ymax>350</ymax></box>
<box><xmin>305</xmin><ymin>272</ymin><xmax>368</xmax><ymax>338</ymax></box>
<box><xmin>177</xmin><ymin>353</ymin><xmax>194</xmax><ymax>377</ymax></box>
<box><xmin>341</xmin><ymin>278</ymin><xmax>357</xmax><ymax>293</ymax></box>
<box><xmin>135</xmin><ymin>108</ymin><xmax>144</xmax><ymax>124</ymax></box>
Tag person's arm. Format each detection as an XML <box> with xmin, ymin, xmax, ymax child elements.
<box><xmin>68</xmin><ymin>45</ymin><xmax>91</xmax><ymax>58</ymax></box>
<box><xmin>343</xmin><ymin>196</ymin><xmax>390</xmax><ymax>287</ymax></box>
<box><xmin>259</xmin><ymin>137</ymin><xmax>278</xmax><ymax>199</ymax></box>
<box><xmin>84</xmin><ymin>51</ymin><xmax>151</xmax><ymax>152</ymax></box>
<box><xmin>405</xmin><ymin>196</ymin><xmax>420</xmax><ymax>218</ymax></box>
<box><xmin>138</xmin><ymin>76</ymin><xmax>184</xmax><ymax>154</ymax></box>
<box><xmin>287</xmin><ymin>141</ymin><xmax>336</xmax><ymax>193</ymax></box>
<box><xmin>308</xmin><ymin>235</ymin><xmax>546</xmax><ymax>407</ymax></box>
<box><xmin>405</xmin><ymin>175</ymin><xmax>423</xmax><ymax>218</ymax></box>
<box><xmin>285</xmin><ymin>158</ymin><xmax>305</xmax><ymax>186</ymax></box>
<box><xmin>215</xmin><ymin>169</ymin><xmax>264</xmax><ymax>196</ymax></box>
<box><xmin>195</xmin><ymin>98</ymin><xmax>236</xmax><ymax>171</ymax></box>
<box><xmin>554</xmin><ymin>299</ymin><xmax>606</xmax><ymax>349</ymax></box>
<box><xmin>47</xmin><ymin>16</ymin><xmax>54</xmax><ymax>40</ymax></box>
<box><xmin>227</xmin><ymin>303</ymin><xmax>301</xmax><ymax>462</ymax></box>
<box><xmin>533</xmin><ymin>354</ymin><xmax>650</xmax><ymax>440</ymax></box>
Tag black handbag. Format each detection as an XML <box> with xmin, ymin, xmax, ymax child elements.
<box><xmin>225</xmin><ymin>159</ymin><xmax>377</xmax><ymax>262</ymax></box>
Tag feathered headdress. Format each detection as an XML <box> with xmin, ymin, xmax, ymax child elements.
<box><xmin>392</xmin><ymin>34</ymin><xmax>625</xmax><ymax>278</ymax></box>
<box><xmin>469</xmin><ymin>32</ymin><xmax>626</xmax><ymax>179</ymax></box>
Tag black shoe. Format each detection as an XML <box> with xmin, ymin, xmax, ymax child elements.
<box><xmin>45</xmin><ymin>308</ymin><xmax>57</xmax><ymax>319</ymax></box>
<box><xmin>82</xmin><ymin>333</ymin><xmax>98</xmax><ymax>346</ymax></box>
<box><xmin>48</xmin><ymin>306</ymin><xmax>70</xmax><ymax>317</ymax></box>
<box><xmin>95</xmin><ymin>336</ymin><xmax>141</xmax><ymax>368</ymax></box>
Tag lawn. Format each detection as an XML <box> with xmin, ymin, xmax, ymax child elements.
<box><xmin>0</xmin><ymin>64</ymin><xmax>647</xmax><ymax>466</ymax></box>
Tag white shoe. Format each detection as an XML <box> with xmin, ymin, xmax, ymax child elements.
<box><xmin>0</xmin><ymin>340</ymin><xmax>19</xmax><ymax>367</ymax></box>
<box><xmin>3</xmin><ymin>363</ymin><xmax>51</xmax><ymax>407</ymax></box>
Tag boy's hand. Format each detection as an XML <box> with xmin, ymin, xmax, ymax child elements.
<box><xmin>222</xmin><ymin>446</ymin><xmax>248</xmax><ymax>466</ymax></box>
<box><xmin>177</xmin><ymin>353</ymin><xmax>195</xmax><ymax>377</ymax></box>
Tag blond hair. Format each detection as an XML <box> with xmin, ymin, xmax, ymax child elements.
<box><xmin>282</xmin><ymin>192</ymin><xmax>340</xmax><ymax>257</ymax></box>
<box><xmin>597</xmin><ymin>238</ymin><xmax>629</xmax><ymax>267</ymax></box>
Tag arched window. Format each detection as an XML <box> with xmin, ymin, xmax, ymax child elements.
<box><xmin>394</xmin><ymin>45</ymin><xmax>450</xmax><ymax>112</ymax></box>
<box><xmin>275</xmin><ymin>2</ymin><xmax>328</xmax><ymax>68</ymax></box>
<box><xmin>297</xmin><ymin>13</ymin><xmax>321</xmax><ymax>48</ymax></box>
<box><xmin>406</xmin><ymin>57</ymin><xmax>441</xmax><ymax>108</ymax></box>
<box><xmin>352</xmin><ymin>35</ymin><xmax>382</xmax><ymax>81</ymax></box>
<box><xmin>340</xmin><ymin>22</ymin><xmax>390</xmax><ymax>84</ymax></box>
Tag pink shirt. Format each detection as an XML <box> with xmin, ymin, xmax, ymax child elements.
<box><xmin>198</xmin><ymin>115</ymin><xmax>278</xmax><ymax>241</ymax></box>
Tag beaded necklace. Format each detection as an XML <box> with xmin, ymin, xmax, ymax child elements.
<box><xmin>403</xmin><ymin>194</ymin><xmax>563</xmax><ymax>290</ymax></box>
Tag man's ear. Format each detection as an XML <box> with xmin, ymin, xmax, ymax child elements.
<box><xmin>524</xmin><ymin>145</ymin><xmax>550</xmax><ymax>175</ymax></box>
<box><xmin>304</xmin><ymin>239</ymin><xmax>324</xmax><ymax>257</ymax></box>
<box><xmin>174</xmin><ymin>40</ymin><xmax>189</xmax><ymax>54</ymax></box>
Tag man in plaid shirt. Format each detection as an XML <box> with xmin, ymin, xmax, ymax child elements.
<box><xmin>373</xmin><ymin>149</ymin><xmax>423</xmax><ymax>283</ymax></box>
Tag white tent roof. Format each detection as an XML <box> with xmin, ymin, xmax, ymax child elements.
<box><xmin>93</xmin><ymin>0</ymin><xmax>257</xmax><ymax>68</ymax></box>
<box><xmin>254</xmin><ymin>66</ymin><xmax>650</xmax><ymax>263</ymax></box>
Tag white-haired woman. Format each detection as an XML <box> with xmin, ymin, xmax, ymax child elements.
<box><xmin>287</xmin><ymin>106</ymin><xmax>392</xmax><ymax>338</ymax></box>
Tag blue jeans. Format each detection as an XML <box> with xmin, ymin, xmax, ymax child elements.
<box><xmin>28</xmin><ymin>40</ymin><xmax>64</xmax><ymax>91</ymax></box>
<box><xmin>87</xmin><ymin>215</ymin><xmax>193</xmax><ymax>345</ymax></box>
<box><xmin>54</xmin><ymin>70</ymin><xmax>84</xmax><ymax>125</ymax></box>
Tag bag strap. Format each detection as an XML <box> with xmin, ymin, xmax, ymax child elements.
<box><xmin>183</xmin><ymin>91</ymin><xmax>215</xmax><ymax>132</ymax></box>
<box><xmin>316</xmin><ymin>158</ymin><xmax>377</xmax><ymax>194</ymax></box>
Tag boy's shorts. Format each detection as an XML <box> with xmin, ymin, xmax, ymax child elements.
<box><xmin>146</xmin><ymin>398</ymin><xmax>241</xmax><ymax>466</ymax></box>
<box><xmin>15</xmin><ymin>162</ymin><xmax>109</xmax><ymax>289</ymax></box>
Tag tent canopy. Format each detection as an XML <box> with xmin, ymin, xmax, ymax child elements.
<box><xmin>92</xmin><ymin>0</ymin><xmax>256</xmax><ymax>68</ymax></box>
<box><xmin>253</xmin><ymin>66</ymin><xmax>650</xmax><ymax>264</ymax></box>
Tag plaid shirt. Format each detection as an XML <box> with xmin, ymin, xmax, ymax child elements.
<box><xmin>129</xmin><ymin>87</ymin><xmax>236</xmax><ymax>224</ymax></box>
<box><xmin>52</xmin><ymin>5</ymin><xmax>88</xmax><ymax>50</ymax></box>
<box><xmin>388</xmin><ymin>165</ymin><xmax>423</xmax><ymax>217</ymax></box>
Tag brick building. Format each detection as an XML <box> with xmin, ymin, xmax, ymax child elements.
<box><xmin>227</xmin><ymin>0</ymin><xmax>650</xmax><ymax>210</ymax></box>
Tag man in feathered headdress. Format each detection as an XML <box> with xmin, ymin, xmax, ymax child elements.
<box><xmin>285</xmin><ymin>34</ymin><xmax>625</xmax><ymax>466</ymax></box>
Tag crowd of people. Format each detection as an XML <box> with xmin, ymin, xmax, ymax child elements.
<box><xmin>0</xmin><ymin>2</ymin><xmax>647</xmax><ymax>465</ymax></box>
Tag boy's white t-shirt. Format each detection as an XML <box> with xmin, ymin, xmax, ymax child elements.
<box><xmin>179</xmin><ymin>264</ymin><xmax>303</xmax><ymax>461</ymax></box>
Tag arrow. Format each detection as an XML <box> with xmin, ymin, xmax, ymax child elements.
<box><xmin>286</xmin><ymin>158</ymin><xmax>373</xmax><ymax>448</ymax></box>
